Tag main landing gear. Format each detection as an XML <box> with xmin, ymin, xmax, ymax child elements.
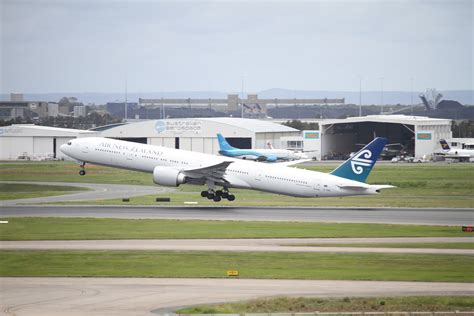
<box><xmin>200</xmin><ymin>188</ymin><xmax>235</xmax><ymax>202</ymax></box>
<box><xmin>79</xmin><ymin>162</ymin><xmax>86</xmax><ymax>176</ymax></box>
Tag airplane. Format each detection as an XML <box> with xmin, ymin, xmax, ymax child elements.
<box><xmin>438</xmin><ymin>139</ymin><xmax>474</xmax><ymax>161</ymax></box>
<box><xmin>217</xmin><ymin>133</ymin><xmax>308</xmax><ymax>162</ymax></box>
<box><xmin>60</xmin><ymin>136</ymin><xmax>393</xmax><ymax>202</ymax></box>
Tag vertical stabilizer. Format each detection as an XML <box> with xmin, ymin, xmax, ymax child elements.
<box><xmin>439</xmin><ymin>139</ymin><xmax>450</xmax><ymax>151</ymax></box>
<box><xmin>217</xmin><ymin>134</ymin><xmax>235</xmax><ymax>151</ymax></box>
<box><xmin>330</xmin><ymin>137</ymin><xmax>388</xmax><ymax>183</ymax></box>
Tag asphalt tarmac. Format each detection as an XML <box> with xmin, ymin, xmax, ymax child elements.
<box><xmin>1</xmin><ymin>278</ymin><xmax>473</xmax><ymax>316</ymax></box>
<box><xmin>1</xmin><ymin>238</ymin><xmax>473</xmax><ymax>254</ymax></box>
<box><xmin>1</xmin><ymin>205</ymin><xmax>473</xmax><ymax>225</ymax></box>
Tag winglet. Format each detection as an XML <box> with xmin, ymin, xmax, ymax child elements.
<box><xmin>217</xmin><ymin>133</ymin><xmax>235</xmax><ymax>151</ymax></box>
<box><xmin>330</xmin><ymin>137</ymin><xmax>388</xmax><ymax>183</ymax></box>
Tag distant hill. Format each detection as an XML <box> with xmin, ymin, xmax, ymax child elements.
<box><xmin>1</xmin><ymin>89</ymin><xmax>472</xmax><ymax>106</ymax></box>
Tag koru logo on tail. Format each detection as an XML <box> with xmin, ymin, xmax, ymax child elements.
<box><xmin>350</xmin><ymin>149</ymin><xmax>373</xmax><ymax>174</ymax></box>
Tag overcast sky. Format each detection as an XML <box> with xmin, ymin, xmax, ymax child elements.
<box><xmin>1</xmin><ymin>0</ymin><xmax>472</xmax><ymax>94</ymax></box>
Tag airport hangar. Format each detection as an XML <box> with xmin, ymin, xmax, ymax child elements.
<box><xmin>298</xmin><ymin>115</ymin><xmax>453</xmax><ymax>160</ymax></box>
<box><xmin>0</xmin><ymin>118</ymin><xmax>300</xmax><ymax>160</ymax></box>
<box><xmin>0</xmin><ymin>115</ymin><xmax>453</xmax><ymax>160</ymax></box>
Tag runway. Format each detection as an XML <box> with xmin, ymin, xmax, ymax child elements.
<box><xmin>1</xmin><ymin>278</ymin><xmax>472</xmax><ymax>316</ymax></box>
<box><xmin>1</xmin><ymin>205</ymin><xmax>473</xmax><ymax>225</ymax></box>
<box><xmin>2</xmin><ymin>238</ymin><xmax>473</xmax><ymax>255</ymax></box>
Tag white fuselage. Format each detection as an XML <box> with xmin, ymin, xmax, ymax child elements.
<box><xmin>444</xmin><ymin>149</ymin><xmax>474</xmax><ymax>158</ymax></box>
<box><xmin>60</xmin><ymin>137</ymin><xmax>379</xmax><ymax>198</ymax></box>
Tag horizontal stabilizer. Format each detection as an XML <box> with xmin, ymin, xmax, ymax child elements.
<box><xmin>278</xmin><ymin>159</ymin><xmax>312</xmax><ymax>167</ymax></box>
<box><xmin>371</xmin><ymin>184</ymin><xmax>396</xmax><ymax>190</ymax></box>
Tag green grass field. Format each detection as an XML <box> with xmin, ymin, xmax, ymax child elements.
<box><xmin>289</xmin><ymin>242</ymin><xmax>474</xmax><ymax>249</ymax></box>
<box><xmin>1</xmin><ymin>217</ymin><xmax>472</xmax><ymax>240</ymax></box>
<box><xmin>0</xmin><ymin>183</ymin><xmax>89</xmax><ymax>200</ymax></box>
<box><xmin>1</xmin><ymin>162</ymin><xmax>473</xmax><ymax>207</ymax></box>
<box><xmin>1</xmin><ymin>250</ymin><xmax>472</xmax><ymax>282</ymax></box>
<box><xmin>176</xmin><ymin>296</ymin><xmax>474</xmax><ymax>314</ymax></box>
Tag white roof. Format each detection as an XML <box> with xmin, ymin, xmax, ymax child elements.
<box><xmin>317</xmin><ymin>115</ymin><xmax>451</xmax><ymax>126</ymax></box>
<box><xmin>0</xmin><ymin>124</ymin><xmax>95</xmax><ymax>137</ymax></box>
<box><xmin>198</xmin><ymin>117</ymin><xmax>297</xmax><ymax>133</ymax></box>
<box><xmin>98</xmin><ymin>118</ymin><xmax>298</xmax><ymax>137</ymax></box>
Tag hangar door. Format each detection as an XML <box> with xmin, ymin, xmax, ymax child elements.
<box><xmin>225</xmin><ymin>137</ymin><xmax>251</xmax><ymax>149</ymax></box>
<box><xmin>322</xmin><ymin>122</ymin><xmax>414</xmax><ymax>160</ymax></box>
<box><xmin>33</xmin><ymin>137</ymin><xmax>54</xmax><ymax>158</ymax></box>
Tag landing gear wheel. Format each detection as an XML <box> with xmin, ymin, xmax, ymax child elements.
<box><xmin>227</xmin><ymin>194</ymin><xmax>235</xmax><ymax>201</ymax></box>
<box><xmin>79</xmin><ymin>169</ymin><xmax>86</xmax><ymax>176</ymax></box>
<box><xmin>213</xmin><ymin>195</ymin><xmax>222</xmax><ymax>202</ymax></box>
<box><xmin>221</xmin><ymin>192</ymin><xmax>229</xmax><ymax>199</ymax></box>
<box><xmin>207</xmin><ymin>193</ymin><xmax>215</xmax><ymax>200</ymax></box>
<box><xmin>215</xmin><ymin>190</ymin><xmax>223</xmax><ymax>197</ymax></box>
<box><xmin>201</xmin><ymin>191</ymin><xmax>208</xmax><ymax>197</ymax></box>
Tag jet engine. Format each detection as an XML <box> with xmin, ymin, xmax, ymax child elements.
<box><xmin>153</xmin><ymin>166</ymin><xmax>186</xmax><ymax>187</ymax></box>
<box><xmin>266</xmin><ymin>155</ymin><xmax>278</xmax><ymax>162</ymax></box>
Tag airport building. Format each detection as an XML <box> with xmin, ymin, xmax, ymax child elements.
<box><xmin>95</xmin><ymin>117</ymin><xmax>300</xmax><ymax>154</ymax></box>
<box><xmin>293</xmin><ymin>115</ymin><xmax>452</xmax><ymax>160</ymax></box>
<box><xmin>0</xmin><ymin>118</ymin><xmax>299</xmax><ymax>159</ymax></box>
<box><xmin>0</xmin><ymin>125</ymin><xmax>94</xmax><ymax>160</ymax></box>
<box><xmin>0</xmin><ymin>115</ymin><xmax>458</xmax><ymax>161</ymax></box>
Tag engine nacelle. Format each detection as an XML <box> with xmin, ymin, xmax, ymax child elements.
<box><xmin>266</xmin><ymin>155</ymin><xmax>278</xmax><ymax>162</ymax></box>
<box><xmin>153</xmin><ymin>166</ymin><xmax>186</xmax><ymax>187</ymax></box>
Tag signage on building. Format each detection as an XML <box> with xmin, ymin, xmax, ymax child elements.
<box><xmin>417</xmin><ymin>133</ymin><xmax>432</xmax><ymax>140</ymax></box>
<box><xmin>155</xmin><ymin>120</ymin><xmax>202</xmax><ymax>134</ymax></box>
<box><xmin>304</xmin><ymin>131</ymin><xmax>320</xmax><ymax>139</ymax></box>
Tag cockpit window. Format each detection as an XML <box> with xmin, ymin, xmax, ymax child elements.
<box><xmin>67</xmin><ymin>141</ymin><xmax>72</xmax><ymax>145</ymax></box>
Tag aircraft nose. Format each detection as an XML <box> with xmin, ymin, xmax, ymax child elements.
<box><xmin>59</xmin><ymin>143</ymin><xmax>67</xmax><ymax>154</ymax></box>
<box><xmin>59</xmin><ymin>141</ymin><xmax>73</xmax><ymax>154</ymax></box>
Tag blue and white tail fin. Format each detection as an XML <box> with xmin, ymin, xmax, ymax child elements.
<box><xmin>330</xmin><ymin>137</ymin><xmax>388</xmax><ymax>183</ymax></box>
<box><xmin>217</xmin><ymin>133</ymin><xmax>235</xmax><ymax>151</ymax></box>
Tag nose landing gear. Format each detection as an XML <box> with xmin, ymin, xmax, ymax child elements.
<box><xmin>79</xmin><ymin>162</ymin><xmax>86</xmax><ymax>176</ymax></box>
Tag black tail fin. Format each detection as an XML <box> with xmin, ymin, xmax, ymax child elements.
<box><xmin>439</xmin><ymin>139</ymin><xmax>450</xmax><ymax>151</ymax></box>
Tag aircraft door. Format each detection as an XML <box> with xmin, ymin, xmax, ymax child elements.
<box><xmin>312</xmin><ymin>182</ymin><xmax>321</xmax><ymax>197</ymax></box>
<box><xmin>125</xmin><ymin>149</ymin><xmax>134</xmax><ymax>167</ymax></box>
<box><xmin>81</xmin><ymin>144</ymin><xmax>89</xmax><ymax>154</ymax></box>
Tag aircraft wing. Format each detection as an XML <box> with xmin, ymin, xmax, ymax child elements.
<box><xmin>182</xmin><ymin>161</ymin><xmax>233</xmax><ymax>182</ymax></box>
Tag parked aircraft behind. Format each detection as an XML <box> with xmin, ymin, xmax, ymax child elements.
<box><xmin>438</xmin><ymin>139</ymin><xmax>474</xmax><ymax>161</ymax></box>
<box><xmin>60</xmin><ymin>137</ymin><xmax>393</xmax><ymax>202</ymax></box>
<box><xmin>217</xmin><ymin>133</ymin><xmax>307</xmax><ymax>162</ymax></box>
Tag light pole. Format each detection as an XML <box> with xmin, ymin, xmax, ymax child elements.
<box><xmin>380</xmin><ymin>77</ymin><xmax>384</xmax><ymax>114</ymax></box>
<box><xmin>124</xmin><ymin>76</ymin><xmax>128</xmax><ymax>122</ymax></box>
<box><xmin>359</xmin><ymin>77</ymin><xmax>362</xmax><ymax>117</ymax></box>
<box><xmin>241</xmin><ymin>75</ymin><xmax>246</xmax><ymax>118</ymax></box>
